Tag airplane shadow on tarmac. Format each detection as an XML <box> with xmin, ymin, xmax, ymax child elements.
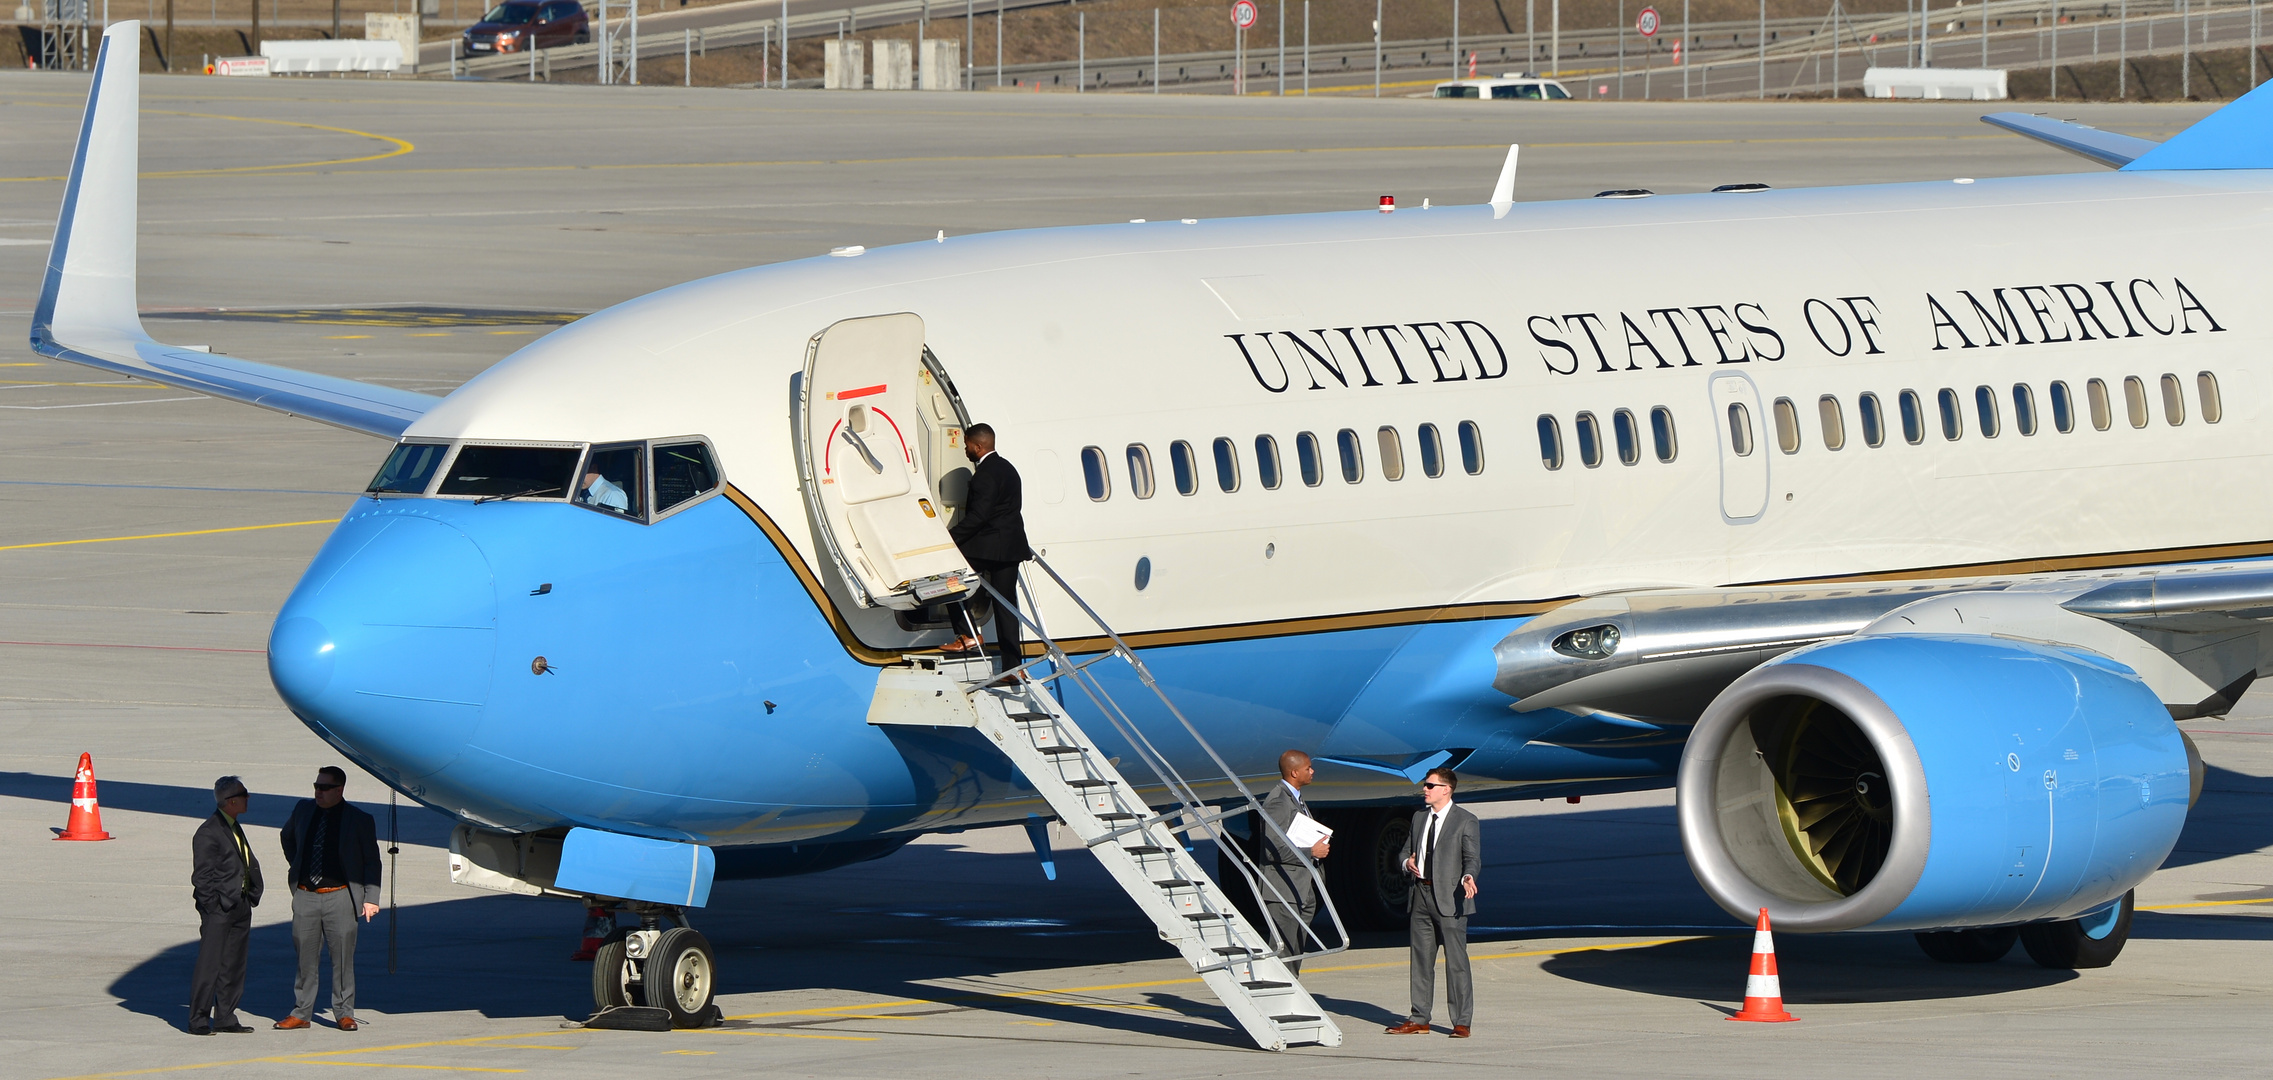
<box><xmin>70</xmin><ymin>762</ymin><xmax>2273</xmax><ymax>1037</ymax></box>
<box><xmin>0</xmin><ymin>770</ymin><xmax>457</xmax><ymax>845</ymax></box>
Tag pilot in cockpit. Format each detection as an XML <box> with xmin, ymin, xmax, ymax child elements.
<box><xmin>577</xmin><ymin>468</ymin><xmax>629</xmax><ymax>512</ymax></box>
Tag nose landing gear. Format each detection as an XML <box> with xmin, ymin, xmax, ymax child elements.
<box><xmin>587</xmin><ymin>904</ymin><xmax>720</xmax><ymax>1028</ymax></box>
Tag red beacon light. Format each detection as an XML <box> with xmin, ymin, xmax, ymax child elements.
<box><xmin>1379</xmin><ymin>195</ymin><xmax>1395</xmax><ymax>213</ymax></box>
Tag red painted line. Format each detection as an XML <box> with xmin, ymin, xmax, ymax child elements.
<box><xmin>836</xmin><ymin>383</ymin><xmax>887</xmax><ymax>400</ymax></box>
<box><xmin>0</xmin><ymin>639</ymin><xmax>267</xmax><ymax>655</ymax></box>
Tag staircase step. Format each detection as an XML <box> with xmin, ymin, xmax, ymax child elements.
<box><xmin>1242</xmin><ymin>980</ymin><xmax>1293</xmax><ymax>991</ymax></box>
<box><xmin>1153</xmin><ymin>878</ymin><xmax>1196</xmax><ymax>888</ymax></box>
<box><xmin>1095</xmin><ymin>812</ymin><xmax>1139</xmax><ymax>822</ymax></box>
<box><xmin>1008</xmin><ymin>711</ymin><xmax>1054</xmax><ymax>723</ymax></box>
<box><xmin>1184</xmin><ymin>912</ymin><xmax>1229</xmax><ymax>921</ymax></box>
<box><xmin>1064</xmin><ymin>778</ymin><xmax>1115</xmax><ymax>790</ymax></box>
<box><xmin>1123</xmin><ymin>845</ymin><xmax>1172</xmax><ymax>855</ymax></box>
<box><xmin>1036</xmin><ymin>745</ymin><xmax>1086</xmax><ymax>756</ymax></box>
<box><xmin>1213</xmin><ymin>946</ymin><xmax>1268</xmax><ymax>957</ymax></box>
<box><xmin>1270</xmin><ymin>1014</ymin><xmax>1324</xmax><ymax>1025</ymax></box>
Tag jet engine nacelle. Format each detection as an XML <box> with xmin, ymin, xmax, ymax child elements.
<box><xmin>1677</xmin><ymin>634</ymin><xmax>2192</xmax><ymax>933</ymax></box>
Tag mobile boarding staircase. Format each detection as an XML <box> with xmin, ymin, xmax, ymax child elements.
<box><xmin>866</xmin><ymin>556</ymin><xmax>1347</xmax><ymax>1051</ymax></box>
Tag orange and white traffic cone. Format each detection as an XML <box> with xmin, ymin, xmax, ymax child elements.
<box><xmin>1728</xmin><ymin>908</ymin><xmax>1797</xmax><ymax>1022</ymax></box>
<box><xmin>55</xmin><ymin>753</ymin><xmax>113</xmax><ymax>841</ymax></box>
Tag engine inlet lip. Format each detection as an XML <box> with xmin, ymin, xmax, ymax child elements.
<box><xmin>1678</xmin><ymin>661</ymin><xmax>1933</xmax><ymax>932</ymax></box>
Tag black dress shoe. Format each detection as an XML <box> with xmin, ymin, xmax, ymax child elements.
<box><xmin>215</xmin><ymin>1024</ymin><xmax>256</xmax><ymax>1033</ymax></box>
<box><xmin>187</xmin><ymin>1027</ymin><xmax>214</xmax><ymax>1036</ymax></box>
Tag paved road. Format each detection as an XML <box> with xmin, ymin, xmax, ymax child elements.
<box><xmin>0</xmin><ymin>77</ymin><xmax>2259</xmax><ymax>1079</ymax></box>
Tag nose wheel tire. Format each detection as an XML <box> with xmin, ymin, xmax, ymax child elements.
<box><xmin>2018</xmin><ymin>889</ymin><xmax>2134</xmax><ymax>969</ymax></box>
<box><xmin>648</xmin><ymin>928</ymin><xmax>717</xmax><ymax>1028</ymax></box>
<box><xmin>1914</xmin><ymin>925</ymin><xmax>2020</xmax><ymax>963</ymax></box>
<box><xmin>591</xmin><ymin>930</ymin><xmax>642</xmax><ymax>1008</ymax></box>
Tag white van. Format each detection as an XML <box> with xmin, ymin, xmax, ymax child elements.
<box><xmin>1432</xmin><ymin>75</ymin><xmax>1573</xmax><ymax>100</ymax></box>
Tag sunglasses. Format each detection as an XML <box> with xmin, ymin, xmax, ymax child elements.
<box><xmin>313</xmin><ymin>783</ymin><xmax>342</xmax><ymax>792</ymax></box>
<box><xmin>1421</xmin><ymin>782</ymin><xmax>1449</xmax><ymax>789</ymax></box>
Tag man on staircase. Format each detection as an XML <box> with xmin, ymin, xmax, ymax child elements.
<box><xmin>1256</xmin><ymin>750</ymin><xmax>1330</xmax><ymax>973</ymax></box>
<box><xmin>946</xmin><ymin>423</ymin><xmax>1032</xmax><ymax>680</ymax></box>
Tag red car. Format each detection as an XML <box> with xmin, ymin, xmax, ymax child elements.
<box><xmin>462</xmin><ymin>0</ymin><xmax>588</xmax><ymax>55</ymax></box>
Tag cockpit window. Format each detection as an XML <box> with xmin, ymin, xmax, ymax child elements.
<box><xmin>576</xmin><ymin>443</ymin><xmax>644</xmax><ymax>517</ymax></box>
<box><xmin>653</xmin><ymin>441</ymin><xmax>719</xmax><ymax>513</ymax></box>
<box><xmin>367</xmin><ymin>442</ymin><xmax>447</xmax><ymax>494</ymax></box>
<box><xmin>436</xmin><ymin>445</ymin><xmax>580</xmax><ymax>499</ymax></box>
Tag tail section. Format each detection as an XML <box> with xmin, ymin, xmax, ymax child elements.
<box><xmin>30</xmin><ymin>23</ymin><xmax>440</xmax><ymax>439</ymax></box>
<box><xmin>2122</xmin><ymin>79</ymin><xmax>2273</xmax><ymax>171</ymax></box>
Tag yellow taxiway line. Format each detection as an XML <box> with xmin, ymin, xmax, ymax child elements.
<box><xmin>0</xmin><ymin>519</ymin><xmax>341</xmax><ymax>553</ymax></box>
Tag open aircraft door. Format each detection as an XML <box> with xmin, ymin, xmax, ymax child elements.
<box><xmin>797</xmin><ymin>314</ymin><xmax>974</xmax><ymax>610</ymax></box>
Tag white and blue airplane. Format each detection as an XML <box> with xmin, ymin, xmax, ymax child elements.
<box><xmin>36</xmin><ymin>22</ymin><xmax>2273</xmax><ymax>1031</ymax></box>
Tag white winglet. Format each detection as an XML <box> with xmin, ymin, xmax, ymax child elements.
<box><xmin>34</xmin><ymin>21</ymin><xmax>145</xmax><ymax>350</ymax></box>
<box><xmin>30</xmin><ymin>24</ymin><xmax>439</xmax><ymax>438</ymax></box>
<box><xmin>1489</xmin><ymin>143</ymin><xmax>1520</xmax><ymax>219</ymax></box>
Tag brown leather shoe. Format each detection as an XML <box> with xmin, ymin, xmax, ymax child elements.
<box><xmin>273</xmin><ymin>1016</ymin><xmax>310</xmax><ymax>1030</ymax></box>
<box><xmin>1385</xmin><ymin>1021</ymin><xmax>1432</xmax><ymax>1034</ymax></box>
<box><xmin>336</xmin><ymin>1017</ymin><xmax>359</xmax><ymax>1031</ymax></box>
<box><xmin>1450</xmin><ymin>1025</ymin><xmax>1471</xmax><ymax>1038</ymax></box>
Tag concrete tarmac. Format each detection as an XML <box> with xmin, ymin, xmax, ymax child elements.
<box><xmin>0</xmin><ymin>75</ymin><xmax>2263</xmax><ymax>1078</ymax></box>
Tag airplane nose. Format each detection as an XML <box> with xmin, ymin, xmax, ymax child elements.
<box><xmin>270</xmin><ymin>512</ymin><xmax>498</xmax><ymax>782</ymax></box>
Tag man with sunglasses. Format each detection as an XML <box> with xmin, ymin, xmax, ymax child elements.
<box><xmin>275</xmin><ymin>767</ymin><xmax>382</xmax><ymax>1031</ymax></box>
<box><xmin>1387</xmin><ymin>767</ymin><xmax>1480</xmax><ymax>1038</ymax></box>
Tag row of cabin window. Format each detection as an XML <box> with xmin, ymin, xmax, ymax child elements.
<box><xmin>1534</xmin><ymin>372</ymin><xmax>2224</xmax><ymax>469</ymax></box>
<box><xmin>1794</xmin><ymin>371</ymin><xmax>2221</xmax><ymax>453</ymax></box>
<box><xmin>1537</xmin><ymin>406</ymin><xmax>1678</xmax><ymax>470</ymax></box>
<box><xmin>1081</xmin><ymin>422</ymin><xmax>1486</xmax><ymax>501</ymax></box>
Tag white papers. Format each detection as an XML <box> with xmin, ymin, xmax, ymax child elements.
<box><xmin>1285</xmin><ymin>812</ymin><xmax>1334</xmax><ymax>848</ymax></box>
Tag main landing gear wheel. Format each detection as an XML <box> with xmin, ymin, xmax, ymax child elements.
<box><xmin>1319</xmin><ymin>807</ymin><xmax>1411</xmax><ymax>932</ymax></box>
<box><xmin>647</xmin><ymin>928</ymin><xmax>717</xmax><ymax>1028</ymax></box>
<box><xmin>2018</xmin><ymin>890</ymin><xmax>2134</xmax><ymax>969</ymax></box>
<box><xmin>1914</xmin><ymin>925</ymin><xmax>2020</xmax><ymax>963</ymax></box>
<box><xmin>591</xmin><ymin>928</ymin><xmax>642</xmax><ymax>1008</ymax></box>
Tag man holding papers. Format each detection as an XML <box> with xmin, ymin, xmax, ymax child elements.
<box><xmin>1255</xmin><ymin>750</ymin><xmax>1331</xmax><ymax>973</ymax></box>
<box><xmin>1387</xmin><ymin>767</ymin><xmax>1481</xmax><ymax>1038</ymax></box>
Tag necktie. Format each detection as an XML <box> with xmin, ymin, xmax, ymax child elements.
<box><xmin>231</xmin><ymin>821</ymin><xmax>252</xmax><ymax>893</ymax></box>
<box><xmin>1422</xmin><ymin>812</ymin><xmax>1438</xmax><ymax>877</ymax></box>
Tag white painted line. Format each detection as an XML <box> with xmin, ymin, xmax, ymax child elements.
<box><xmin>0</xmin><ymin>238</ymin><xmax>49</xmax><ymax>246</ymax></box>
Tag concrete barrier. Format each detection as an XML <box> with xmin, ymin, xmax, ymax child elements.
<box><xmin>872</xmin><ymin>39</ymin><xmax>912</xmax><ymax>90</ymax></box>
<box><xmin>367</xmin><ymin>12</ymin><xmax>420</xmax><ymax>75</ymax></box>
<box><xmin>918</xmin><ymin>37</ymin><xmax>959</xmax><ymax>90</ymax></box>
<box><xmin>1863</xmin><ymin>66</ymin><xmax>2007</xmax><ymax>100</ymax></box>
<box><xmin>824</xmin><ymin>38</ymin><xmax>865</xmax><ymax>88</ymax></box>
<box><xmin>261</xmin><ymin>39</ymin><xmax>404</xmax><ymax>73</ymax></box>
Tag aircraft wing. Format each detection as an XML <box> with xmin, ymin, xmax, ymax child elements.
<box><xmin>1493</xmin><ymin>562</ymin><xmax>2273</xmax><ymax>724</ymax></box>
<box><xmin>1978</xmin><ymin>112</ymin><xmax>2161</xmax><ymax>169</ymax></box>
<box><xmin>28</xmin><ymin>23</ymin><xmax>437</xmax><ymax>439</ymax></box>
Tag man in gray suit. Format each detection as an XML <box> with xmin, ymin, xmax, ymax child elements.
<box><xmin>1253</xmin><ymin>750</ymin><xmax>1330</xmax><ymax>973</ymax></box>
<box><xmin>1387</xmin><ymin>766</ymin><xmax>1480</xmax><ymax>1038</ymax></box>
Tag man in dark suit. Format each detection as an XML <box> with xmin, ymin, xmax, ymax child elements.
<box><xmin>1387</xmin><ymin>767</ymin><xmax>1481</xmax><ymax>1038</ymax></box>
<box><xmin>275</xmin><ymin>766</ymin><xmax>383</xmax><ymax>1031</ymax></box>
<box><xmin>1254</xmin><ymin>750</ymin><xmax>1331</xmax><ymax>974</ymax></box>
<box><xmin>189</xmin><ymin>776</ymin><xmax>263</xmax><ymax>1035</ymax></box>
<box><xmin>946</xmin><ymin>423</ymin><xmax>1031</xmax><ymax>676</ymax></box>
